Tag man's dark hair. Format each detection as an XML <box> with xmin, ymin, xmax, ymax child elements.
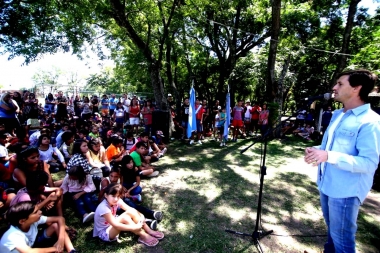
<box><xmin>6</xmin><ymin>201</ymin><xmax>36</xmax><ymax>227</ymax></box>
<box><xmin>337</xmin><ymin>69</ymin><xmax>377</xmax><ymax>102</ymax></box>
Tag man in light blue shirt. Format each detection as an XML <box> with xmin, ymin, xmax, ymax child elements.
<box><xmin>109</xmin><ymin>94</ymin><xmax>118</xmax><ymax>117</ymax></box>
<box><xmin>304</xmin><ymin>69</ymin><xmax>380</xmax><ymax>253</ymax></box>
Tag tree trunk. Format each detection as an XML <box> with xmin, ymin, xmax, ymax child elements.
<box><xmin>330</xmin><ymin>0</ymin><xmax>361</xmax><ymax>86</ymax></box>
<box><xmin>108</xmin><ymin>0</ymin><xmax>167</xmax><ymax>108</ymax></box>
<box><xmin>266</xmin><ymin>0</ymin><xmax>281</xmax><ymax>102</ymax></box>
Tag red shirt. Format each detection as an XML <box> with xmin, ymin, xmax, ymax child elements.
<box><xmin>129</xmin><ymin>105</ymin><xmax>140</xmax><ymax>118</ymax></box>
<box><xmin>250</xmin><ymin>105</ymin><xmax>261</xmax><ymax>120</ymax></box>
<box><xmin>196</xmin><ymin>105</ymin><xmax>203</xmax><ymax>120</ymax></box>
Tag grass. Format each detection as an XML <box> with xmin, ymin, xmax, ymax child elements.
<box><xmin>7</xmin><ymin>135</ymin><xmax>380</xmax><ymax>252</ymax></box>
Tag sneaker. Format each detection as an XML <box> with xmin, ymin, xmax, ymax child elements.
<box><xmin>149</xmin><ymin>220</ymin><xmax>157</xmax><ymax>230</ymax></box>
<box><xmin>157</xmin><ymin>152</ymin><xmax>162</xmax><ymax>158</ymax></box>
<box><xmin>153</xmin><ymin>211</ymin><xmax>163</xmax><ymax>221</ymax></box>
<box><xmin>189</xmin><ymin>140</ymin><xmax>194</xmax><ymax>145</ymax></box>
<box><xmin>147</xmin><ymin>171</ymin><xmax>159</xmax><ymax>177</ymax></box>
<box><xmin>161</xmin><ymin>147</ymin><xmax>167</xmax><ymax>155</ymax></box>
<box><xmin>220</xmin><ymin>143</ymin><xmax>223</xmax><ymax>147</ymax></box>
<box><xmin>197</xmin><ymin>140</ymin><xmax>202</xmax><ymax>145</ymax></box>
<box><xmin>83</xmin><ymin>212</ymin><xmax>95</xmax><ymax>223</ymax></box>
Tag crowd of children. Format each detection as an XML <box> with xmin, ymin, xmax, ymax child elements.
<box><xmin>0</xmin><ymin>91</ymin><xmax>169</xmax><ymax>251</ymax></box>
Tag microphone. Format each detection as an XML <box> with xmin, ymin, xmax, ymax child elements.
<box><xmin>303</xmin><ymin>93</ymin><xmax>331</xmax><ymax>101</ymax></box>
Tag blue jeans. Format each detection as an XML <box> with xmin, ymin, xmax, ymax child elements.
<box><xmin>118</xmin><ymin>198</ymin><xmax>154</xmax><ymax>219</ymax></box>
<box><xmin>122</xmin><ymin>183</ymin><xmax>142</xmax><ymax>196</ymax></box>
<box><xmin>69</xmin><ymin>192</ymin><xmax>97</xmax><ymax>216</ymax></box>
<box><xmin>320</xmin><ymin>192</ymin><xmax>360</xmax><ymax>253</ymax></box>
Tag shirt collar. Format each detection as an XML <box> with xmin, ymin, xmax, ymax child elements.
<box><xmin>350</xmin><ymin>103</ymin><xmax>370</xmax><ymax>116</ymax></box>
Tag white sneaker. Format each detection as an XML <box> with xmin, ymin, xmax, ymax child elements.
<box><xmin>83</xmin><ymin>212</ymin><xmax>95</xmax><ymax>223</ymax></box>
<box><xmin>161</xmin><ymin>147</ymin><xmax>167</xmax><ymax>155</ymax></box>
<box><xmin>197</xmin><ymin>140</ymin><xmax>202</xmax><ymax>145</ymax></box>
<box><xmin>189</xmin><ymin>140</ymin><xmax>194</xmax><ymax>145</ymax></box>
<box><xmin>220</xmin><ymin>143</ymin><xmax>223</xmax><ymax>147</ymax></box>
<box><xmin>147</xmin><ymin>171</ymin><xmax>159</xmax><ymax>177</ymax></box>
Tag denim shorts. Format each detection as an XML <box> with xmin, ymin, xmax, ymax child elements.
<box><xmin>33</xmin><ymin>228</ymin><xmax>52</xmax><ymax>248</ymax></box>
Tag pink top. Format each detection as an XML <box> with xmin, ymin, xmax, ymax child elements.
<box><xmin>141</xmin><ymin>106</ymin><xmax>154</xmax><ymax>125</ymax></box>
<box><xmin>60</xmin><ymin>174</ymin><xmax>96</xmax><ymax>194</ymax></box>
<box><xmin>259</xmin><ymin>110</ymin><xmax>269</xmax><ymax>125</ymax></box>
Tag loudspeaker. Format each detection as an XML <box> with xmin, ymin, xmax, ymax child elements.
<box><xmin>152</xmin><ymin>110</ymin><xmax>170</xmax><ymax>142</ymax></box>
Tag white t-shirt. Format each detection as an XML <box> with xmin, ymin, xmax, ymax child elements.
<box><xmin>93</xmin><ymin>199</ymin><xmax>121</xmax><ymax>237</ymax></box>
<box><xmin>122</xmin><ymin>98</ymin><xmax>131</xmax><ymax>112</ymax></box>
<box><xmin>0</xmin><ymin>144</ymin><xmax>8</xmax><ymax>158</ymax></box>
<box><xmin>0</xmin><ymin>216</ymin><xmax>48</xmax><ymax>253</ymax></box>
<box><xmin>115</xmin><ymin>108</ymin><xmax>124</xmax><ymax>118</ymax></box>
<box><xmin>244</xmin><ymin>106</ymin><xmax>252</xmax><ymax>118</ymax></box>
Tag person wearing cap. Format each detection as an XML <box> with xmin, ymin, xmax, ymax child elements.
<box><xmin>167</xmin><ymin>94</ymin><xmax>175</xmax><ymax>109</ymax></box>
<box><xmin>152</xmin><ymin>130</ymin><xmax>168</xmax><ymax>155</ymax></box>
<box><xmin>244</xmin><ymin>101</ymin><xmax>252</xmax><ymax>136</ymax></box>
<box><xmin>121</xmin><ymin>93</ymin><xmax>131</xmax><ymax>122</ymax></box>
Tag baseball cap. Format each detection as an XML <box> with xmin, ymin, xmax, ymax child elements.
<box><xmin>156</xmin><ymin>130</ymin><xmax>165</xmax><ymax>137</ymax></box>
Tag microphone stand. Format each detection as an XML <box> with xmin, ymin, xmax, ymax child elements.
<box><xmin>225</xmin><ymin>116</ymin><xmax>292</xmax><ymax>251</ymax></box>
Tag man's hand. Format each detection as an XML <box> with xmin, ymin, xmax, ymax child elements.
<box><xmin>304</xmin><ymin>147</ymin><xmax>328</xmax><ymax>166</ymax></box>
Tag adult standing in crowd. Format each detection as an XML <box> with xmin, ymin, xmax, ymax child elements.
<box><xmin>321</xmin><ymin>106</ymin><xmax>333</xmax><ymax>134</ymax></box>
<box><xmin>250</xmin><ymin>101</ymin><xmax>261</xmax><ymax>135</ymax></box>
<box><xmin>56</xmin><ymin>91</ymin><xmax>68</xmax><ymax>122</ymax></box>
<box><xmin>44</xmin><ymin>93</ymin><xmax>56</xmax><ymax>115</ymax></box>
<box><xmin>259</xmin><ymin>103</ymin><xmax>269</xmax><ymax>135</ymax></box>
<box><xmin>304</xmin><ymin>69</ymin><xmax>380</xmax><ymax>253</ymax></box>
<box><xmin>180</xmin><ymin>97</ymin><xmax>190</xmax><ymax>139</ymax></box>
<box><xmin>141</xmin><ymin>100</ymin><xmax>154</xmax><ymax>136</ymax></box>
<box><xmin>91</xmin><ymin>95</ymin><xmax>99</xmax><ymax>116</ymax></box>
<box><xmin>129</xmin><ymin>98</ymin><xmax>140</xmax><ymax>135</ymax></box>
<box><xmin>11</xmin><ymin>91</ymin><xmax>24</xmax><ymax>125</ymax></box>
<box><xmin>121</xmin><ymin>93</ymin><xmax>130</xmax><ymax>122</ymax></box>
<box><xmin>109</xmin><ymin>94</ymin><xmax>118</xmax><ymax>117</ymax></box>
<box><xmin>73</xmin><ymin>95</ymin><xmax>82</xmax><ymax>117</ymax></box>
<box><xmin>101</xmin><ymin>95</ymin><xmax>109</xmax><ymax>116</ymax></box>
<box><xmin>244</xmin><ymin>101</ymin><xmax>252</xmax><ymax>135</ymax></box>
<box><xmin>0</xmin><ymin>92</ymin><xmax>20</xmax><ymax>137</ymax></box>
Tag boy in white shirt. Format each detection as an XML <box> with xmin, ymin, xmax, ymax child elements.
<box><xmin>0</xmin><ymin>201</ymin><xmax>77</xmax><ymax>253</ymax></box>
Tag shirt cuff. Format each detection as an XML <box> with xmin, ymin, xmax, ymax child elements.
<box><xmin>327</xmin><ymin>151</ymin><xmax>340</xmax><ymax>164</ymax></box>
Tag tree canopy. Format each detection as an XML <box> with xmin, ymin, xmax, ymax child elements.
<box><xmin>1</xmin><ymin>0</ymin><xmax>379</xmax><ymax>110</ymax></box>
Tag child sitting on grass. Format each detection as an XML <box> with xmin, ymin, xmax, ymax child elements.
<box><xmin>119</xmin><ymin>155</ymin><xmax>143</xmax><ymax>203</ymax></box>
<box><xmin>0</xmin><ymin>201</ymin><xmax>78</xmax><ymax>253</ymax></box>
<box><xmin>98</xmin><ymin>167</ymin><xmax>163</xmax><ymax>230</ymax></box>
<box><xmin>93</xmin><ymin>183</ymin><xmax>164</xmax><ymax>247</ymax></box>
<box><xmin>61</xmin><ymin>165</ymin><xmax>97</xmax><ymax>223</ymax></box>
